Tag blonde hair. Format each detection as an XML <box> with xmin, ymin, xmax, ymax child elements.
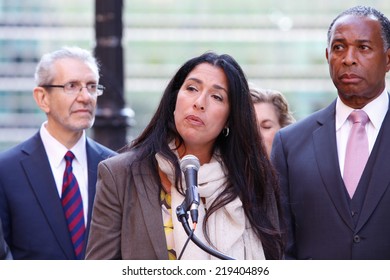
<box><xmin>250</xmin><ymin>87</ymin><xmax>295</xmax><ymax>127</ymax></box>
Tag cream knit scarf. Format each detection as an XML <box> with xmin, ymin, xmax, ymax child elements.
<box><xmin>155</xmin><ymin>152</ymin><xmax>265</xmax><ymax>260</ymax></box>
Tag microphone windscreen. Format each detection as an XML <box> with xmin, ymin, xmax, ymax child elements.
<box><xmin>180</xmin><ymin>154</ymin><xmax>200</xmax><ymax>172</ymax></box>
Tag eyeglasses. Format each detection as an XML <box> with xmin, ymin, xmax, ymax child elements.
<box><xmin>41</xmin><ymin>82</ymin><xmax>105</xmax><ymax>97</ymax></box>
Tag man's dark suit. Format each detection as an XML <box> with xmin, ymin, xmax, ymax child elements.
<box><xmin>272</xmin><ymin>99</ymin><xmax>390</xmax><ymax>259</ymax></box>
<box><xmin>0</xmin><ymin>132</ymin><xmax>116</xmax><ymax>259</ymax></box>
<box><xmin>0</xmin><ymin>218</ymin><xmax>11</xmax><ymax>259</ymax></box>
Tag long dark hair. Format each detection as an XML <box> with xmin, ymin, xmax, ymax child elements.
<box><xmin>130</xmin><ymin>51</ymin><xmax>284</xmax><ymax>259</ymax></box>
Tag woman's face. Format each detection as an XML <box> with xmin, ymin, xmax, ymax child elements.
<box><xmin>253</xmin><ymin>102</ymin><xmax>281</xmax><ymax>158</ymax></box>
<box><xmin>174</xmin><ymin>63</ymin><xmax>230</xmax><ymax>158</ymax></box>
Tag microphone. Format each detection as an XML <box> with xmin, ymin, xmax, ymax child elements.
<box><xmin>176</xmin><ymin>155</ymin><xmax>235</xmax><ymax>259</ymax></box>
<box><xmin>179</xmin><ymin>155</ymin><xmax>200</xmax><ymax>224</ymax></box>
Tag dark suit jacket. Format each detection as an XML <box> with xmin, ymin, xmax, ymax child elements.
<box><xmin>0</xmin><ymin>132</ymin><xmax>116</xmax><ymax>259</ymax></box>
<box><xmin>0</xmin><ymin>218</ymin><xmax>12</xmax><ymax>259</ymax></box>
<box><xmin>85</xmin><ymin>151</ymin><xmax>169</xmax><ymax>260</ymax></box>
<box><xmin>272</xmin><ymin>99</ymin><xmax>390</xmax><ymax>259</ymax></box>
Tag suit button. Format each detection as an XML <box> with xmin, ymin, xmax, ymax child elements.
<box><xmin>353</xmin><ymin>235</ymin><xmax>361</xmax><ymax>243</ymax></box>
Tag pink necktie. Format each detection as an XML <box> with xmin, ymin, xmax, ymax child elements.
<box><xmin>343</xmin><ymin>110</ymin><xmax>369</xmax><ymax>198</ymax></box>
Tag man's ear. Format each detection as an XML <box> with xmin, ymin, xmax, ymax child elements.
<box><xmin>33</xmin><ymin>87</ymin><xmax>50</xmax><ymax>114</ymax></box>
<box><xmin>386</xmin><ymin>48</ymin><xmax>390</xmax><ymax>73</ymax></box>
<box><xmin>325</xmin><ymin>48</ymin><xmax>329</xmax><ymax>63</ymax></box>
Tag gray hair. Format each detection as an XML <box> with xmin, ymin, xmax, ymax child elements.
<box><xmin>34</xmin><ymin>46</ymin><xmax>100</xmax><ymax>86</ymax></box>
<box><xmin>327</xmin><ymin>5</ymin><xmax>390</xmax><ymax>51</ymax></box>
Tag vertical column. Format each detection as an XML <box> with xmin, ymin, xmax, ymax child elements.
<box><xmin>93</xmin><ymin>0</ymin><xmax>133</xmax><ymax>150</ymax></box>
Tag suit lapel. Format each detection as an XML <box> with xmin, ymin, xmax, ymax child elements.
<box><xmin>356</xmin><ymin>109</ymin><xmax>390</xmax><ymax>231</ymax></box>
<box><xmin>133</xmin><ymin>162</ymin><xmax>168</xmax><ymax>259</ymax></box>
<box><xmin>83</xmin><ymin>139</ymin><xmax>102</xmax><ymax>255</ymax></box>
<box><xmin>312</xmin><ymin>102</ymin><xmax>355</xmax><ymax>230</ymax></box>
<box><xmin>85</xmin><ymin>140</ymin><xmax>99</xmax><ymax>229</ymax></box>
<box><xmin>20</xmin><ymin>134</ymin><xmax>74</xmax><ymax>259</ymax></box>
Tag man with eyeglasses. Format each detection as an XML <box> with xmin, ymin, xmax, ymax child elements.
<box><xmin>0</xmin><ymin>46</ymin><xmax>117</xmax><ymax>259</ymax></box>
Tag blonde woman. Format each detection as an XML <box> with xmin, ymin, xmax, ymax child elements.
<box><xmin>250</xmin><ymin>87</ymin><xmax>295</xmax><ymax>157</ymax></box>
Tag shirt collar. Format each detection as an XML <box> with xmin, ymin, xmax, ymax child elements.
<box><xmin>39</xmin><ymin>121</ymin><xmax>87</xmax><ymax>168</ymax></box>
<box><xmin>335</xmin><ymin>88</ymin><xmax>389</xmax><ymax>130</ymax></box>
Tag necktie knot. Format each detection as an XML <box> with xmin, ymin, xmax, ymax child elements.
<box><xmin>349</xmin><ymin>110</ymin><xmax>369</xmax><ymax>125</ymax></box>
<box><xmin>64</xmin><ymin>151</ymin><xmax>75</xmax><ymax>163</ymax></box>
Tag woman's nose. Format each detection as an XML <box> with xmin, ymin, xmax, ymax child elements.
<box><xmin>193</xmin><ymin>95</ymin><xmax>205</xmax><ymax>111</ymax></box>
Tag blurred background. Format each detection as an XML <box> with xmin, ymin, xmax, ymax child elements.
<box><xmin>0</xmin><ymin>0</ymin><xmax>389</xmax><ymax>151</ymax></box>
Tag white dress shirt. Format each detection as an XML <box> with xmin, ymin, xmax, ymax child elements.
<box><xmin>39</xmin><ymin>122</ymin><xmax>89</xmax><ymax>225</ymax></box>
<box><xmin>336</xmin><ymin>89</ymin><xmax>389</xmax><ymax>177</ymax></box>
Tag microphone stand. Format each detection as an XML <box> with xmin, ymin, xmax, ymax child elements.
<box><xmin>176</xmin><ymin>203</ymin><xmax>235</xmax><ymax>260</ymax></box>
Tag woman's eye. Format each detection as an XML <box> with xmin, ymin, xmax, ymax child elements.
<box><xmin>212</xmin><ymin>94</ymin><xmax>223</xmax><ymax>101</ymax></box>
<box><xmin>187</xmin><ymin>86</ymin><xmax>198</xmax><ymax>92</ymax></box>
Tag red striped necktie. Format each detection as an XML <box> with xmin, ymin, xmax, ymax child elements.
<box><xmin>61</xmin><ymin>151</ymin><xmax>86</xmax><ymax>259</ymax></box>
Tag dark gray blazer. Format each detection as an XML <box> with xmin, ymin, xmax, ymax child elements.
<box><xmin>0</xmin><ymin>132</ymin><xmax>116</xmax><ymax>259</ymax></box>
<box><xmin>272</xmin><ymin>99</ymin><xmax>390</xmax><ymax>259</ymax></box>
<box><xmin>86</xmin><ymin>151</ymin><xmax>169</xmax><ymax>260</ymax></box>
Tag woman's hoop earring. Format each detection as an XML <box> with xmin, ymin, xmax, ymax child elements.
<box><xmin>222</xmin><ymin>127</ymin><xmax>230</xmax><ymax>137</ymax></box>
